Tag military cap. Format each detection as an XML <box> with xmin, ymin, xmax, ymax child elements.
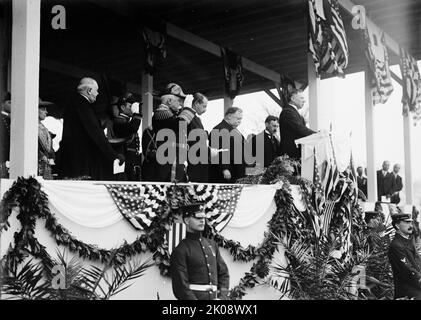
<box><xmin>391</xmin><ymin>213</ymin><xmax>413</xmax><ymax>224</ymax></box>
<box><xmin>117</xmin><ymin>92</ymin><xmax>139</xmax><ymax>105</ymax></box>
<box><xmin>180</xmin><ymin>202</ymin><xmax>206</xmax><ymax>218</ymax></box>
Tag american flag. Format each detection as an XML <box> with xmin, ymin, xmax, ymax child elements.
<box><xmin>166</xmin><ymin>220</ymin><xmax>186</xmax><ymax>255</ymax></box>
<box><xmin>308</xmin><ymin>0</ymin><xmax>349</xmax><ymax>77</ymax></box>
<box><xmin>105</xmin><ymin>184</ymin><xmax>168</xmax><ymax>230</ymax></box>
<box><xmin>399</xmin><ymin>46</ymin><xmax>421</xmax><ymax>124</ymax></box>
<box><xmin>185</xmin><ymin>184</ymin><xmax>243</xmax><ymax>232</ymax></box>
<box><xmin>313</xmin><ymin>149</ymin><xmax>325</xmax><ymax>214</ymax></box>
<box><xmin>363</xmin><ymin>25</ymin><xmax>394</xmax><ymax>105</ymax></box>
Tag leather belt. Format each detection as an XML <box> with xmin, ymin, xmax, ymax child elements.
<box><xmin>189</xmin><ymin>284</ymin><xmax>218</xmax><ymax>292</ymax></box>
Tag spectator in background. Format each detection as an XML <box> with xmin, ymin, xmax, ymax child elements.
<box><xmin>0</xmin><ymin>94</ymin><xmax>11</xmax><ymax>178</ymax></box>
<box><xmin>58</xmin><ymin>77</ymin><xmax>124</xmax><ymax>180</ymax></box>
<box><xmin>38</xmin><ymin>99</ymin><xmax>56</xmax><ymax>179</ymax></box>
<box><xmin>390</xmin><ymin>163</ymin><xmax>403</xmax><ymax>204</ymax></box>
<box><xmin>209</xmin><ymin>107</ymin><xmax>246</xmax><ymax>183</ymax></box>
<box><xmin>357</xmin><ymin>166</ymin><xmax>367</xmax><ymax>199</ymax></box>
<box><xmin>377</xmin><ymin>160</ymin><xmax>394</xmax><ymax>202</ymax></box>
<box><xmin>112</xmin><ymin>92</ymin><xmax>142</xmax><ymax>181</ymax></box>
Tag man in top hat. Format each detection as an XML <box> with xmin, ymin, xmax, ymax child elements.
<box><xmin>388</xmin><ymin>210</ymin><xmax>421</xmax><ymax>299</ymax></box>
<box><xmin>170</xmin><ymin>203</ymin><xmax>230</xmax><ymax>300</ymax></box>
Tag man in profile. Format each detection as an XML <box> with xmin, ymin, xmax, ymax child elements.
<box><xmin>58</xmin><ymin>77</ymin><xmax>124</xmax><ymax>180</ymax></box>
<box><xmin>388</xmin><ymin>210</ymin><xmax>421</xmax><ymax>299</ymax></box>
<box><xmin>170</xmin><ymin>203</ymin><xmax>230</xmax><ymax>300</ymax></box>
<box><xmin>278</xmin><ymin>89</ymin><xmax>315</xmax><ymax>174</ymax></box>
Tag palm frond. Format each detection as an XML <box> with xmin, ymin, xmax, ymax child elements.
<box><xmin>1</xmin><ymin>259</ymin><xmax>49</xmax><ymax>300</ymax></box>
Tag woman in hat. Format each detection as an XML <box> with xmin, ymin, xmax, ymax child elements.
<box><xmin>38</xmin><ymin>99</ymin><xmax>55</xmax><ymax>179</ymax></box>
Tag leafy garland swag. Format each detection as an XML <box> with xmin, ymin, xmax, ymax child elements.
<box><xmin>0</xmin><ymin>159</ymin><xmax>357</xmax><ymax>299</ymax></box>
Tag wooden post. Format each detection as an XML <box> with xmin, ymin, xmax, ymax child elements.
<box><xmin>0</xmin><ymin>0</ymin><xmax>11</xmax><ymax>100</ymax></box>
<box><xmin>9</xmin><ymin>0</ymin><xmax>41</xmax><ymax>179</ymax></box>
<box><xmin>141</xmin><ymin>57</ymin><xmax>153</xmax><ymax>134</ymax></box>
<box><xmin>307</xmin><ymin>53</ymin><xmax>322</xmax><ymax>131</ymax></box>
<box><xmin>403</xmin><ymin>113</ymin><xmax>414</xmax><ymax>204</ymax></box>
<box><xmin>223</xmin><ymin>95</ymin><xmax>233</xmax><ymax>115</ymax></box>
<box><xmin>364</xmin><ymin>70</ymin><xmax>377</xmax><ymax>202</ymax></box>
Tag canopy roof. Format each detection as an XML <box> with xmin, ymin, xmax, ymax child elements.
<box><xmin>38</xmin><ymin>0</ymin><xmax>421</xmax><ymax>111</ymax></box>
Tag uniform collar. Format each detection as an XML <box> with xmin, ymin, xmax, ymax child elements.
<box><xmin>186</xmin><ymin>231</ymin><xmax>202</xmax><ymax>240</ymax></box>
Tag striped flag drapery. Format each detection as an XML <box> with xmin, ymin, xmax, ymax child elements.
<box><xmin>363</xmin><ymin>21</ymin><xmax>394</xmax><ymax>105</ymax></box>
<box><xmin>105</xmin><ymin>184</ymin><xmax>168</xmax><ymax>230</ymax></box>
<box><xmin>308</xmin><ymin>0</ymin><xmax>349</xmax><ymax>77</ymax></box>
<box><xmin>166</xmin><ymin>221</ymin><xmax>186</xmax><ymax>255</ymax></box>
<box><xmin>185</xmin><ymin>184</ymin><xmax>243</xmax><ymax>232</ymax></box>
<box><xmin>399</xmin><ymin>46</ymin><xmax>421</xmax><ymax>123</ymax></box>
<box><xmin>105</xmin><ymin>184</ymin><xmax>243</xmax><ymax>232</ymax></box>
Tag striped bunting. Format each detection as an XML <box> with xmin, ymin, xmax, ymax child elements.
<box><xmin>399</xmin><ymin>46</ymin><xmax>421</xmax><ymax>123</ymax></box>
<box><xmin>185</xmin><ymin>184</ymin><xmax>243</xmax><ymax>232</ymax></box>
<box><xmin>363</xmin><ymin>24</ymin><xmax>394</xmax><ymax>105</ymax></box>
<box><xmin>308</xmin><ymin>0</ymin><xmax>349</xmax><ymax>77</ymax></box>
<box><xmin>105</xmin><ymin>184</ymin><xmax>168</xmax><ymax>230</ymax></box>
<box><xmin>166</xmin><ymin>221</ymin><xmax>186</xmax><ymax>255</ymax></box>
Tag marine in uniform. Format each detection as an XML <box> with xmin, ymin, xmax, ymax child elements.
<box><xmin>170</xmin><ymin>203</ymin><xmax>230</xmax><ymax>300</ymax></box>
<box><xmin>388</xmin><ymin>212</ymin><xmax>421</xmax><ymax>299</ymax></box>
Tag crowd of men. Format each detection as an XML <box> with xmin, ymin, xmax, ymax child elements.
<box><xmin>1</xmin><ymin>78</ymin><xmax>316</xmax><ymax>183</ymax></box>
<box><xmin>356</xmin><ymin>160</ymin><xmax>403</xmax><ymax>204</ymax></box>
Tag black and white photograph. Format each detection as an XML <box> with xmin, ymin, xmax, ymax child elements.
<box><xmin>0</xmin><ymin>0</ymin><xmax>421</xmax><ymax>305</ymax></box>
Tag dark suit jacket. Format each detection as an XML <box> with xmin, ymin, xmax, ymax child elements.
<box><xmin>279</xmin><ymin>104</ymin><xmax>315</xmax><ymax>160</ymax></box>
<box><xmin>58</xmin><ymin>94</ymin><xmax>117</xmax><ymax>180</ymax></box>
<box><xmin>251</xmin><ymin>130</ymin><xmax>280</xmax><ymax>168</ymax></box>
<box><xmin>357</xmin><ymin>175</ymin><xmax>368</xmax><ymax>198</ymax></box>
<box><xmin>209</xmin><ymin>119</ymin><xmax>246</xmax><ymax>183</ymax></box>
<box><xmin>390</xmin><ymin>174</ymin><xmax>403</xmax><ymax>204</ymax></box>
<box><xmin>376</xmin><ymin>170</ymin><xmax>394</xmax><ymax>202</ymax></box>
<box><xmin>187</xmin><ymin>114</ymin><xmax>209</xmax><ymax>182</ymax></box>
<box><xmin>388</xmin><ymin>233</ymin><xmax>421</xmax><ymax>299</ymax></box>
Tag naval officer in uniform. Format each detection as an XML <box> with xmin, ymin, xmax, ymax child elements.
<box><xmin>388</xmin><ymin>211</ymin><xmax>421</xmax><ymax>299</ymax></box>
<box><xmin>170</xmin><ymin>203</ymin><xmax>230</xmax><ymax>300</ymax></box>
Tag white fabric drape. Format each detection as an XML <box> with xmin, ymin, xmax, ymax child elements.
<box><xmin>228</xmin><ymin>184</ymin><xmax>278</xmax><ymax>228</ymax></box>
<box><xmin>40</xmin><ymin>180</ymin><xmax>123</xmax><ymax>228</ymax></box>
<box><xmin>39</xmin><ymin>180</ymin><xmax>289</xmax><ymax>230</ymax></box>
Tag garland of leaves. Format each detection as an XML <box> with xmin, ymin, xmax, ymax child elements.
<box><xmin>0</xmin><ymin>155</ymin><xmax>361</xmax><ymax>300</ymax></box>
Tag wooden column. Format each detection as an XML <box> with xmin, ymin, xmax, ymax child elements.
<box><xmin>141</xmin><ymin>70</ymin><xmax>153</xmax><ymax>133</ymax></box>
<box><xmin>403</xmin><ymin>113</ymin><xmax>414</xmax><ymax>204</ymax></box>
<box><xmin>223</xmin><ymin>95</ymin><xmax>233</xmax><ymax>115</ymax></box>
<box><xmin>364</xmin><ymin>70</ymin><xmax>377</xmax><ymax>202</ymax></box>
<box><xmin>9</xmin><ymin>0</ymin><xmax>40</xmax><ymax>179</ymax></box>
<box><xmin>0</xmin><ymin>0</ymin><xmax>11</xmax><ymax>100</ymax></box>
<box><xmin>307</xmin><ymin>53</ymin><xmax>322</xmax><ymax>130</ymax></box>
